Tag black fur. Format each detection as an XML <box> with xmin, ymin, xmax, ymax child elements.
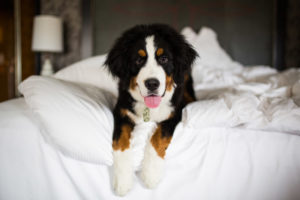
<box><xmin>105</xmin><ymin>24</ymin><xmax>197</xmax><ymax>144</ymax></box>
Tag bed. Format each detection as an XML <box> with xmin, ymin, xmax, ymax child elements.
<box><xmin>1</xmin><ymin>27</ymin><xmax>300</xmax><ymax>200</ymax></box>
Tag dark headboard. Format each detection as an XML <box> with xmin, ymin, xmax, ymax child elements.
<box><xmin>82</xmin><ymin>0</ymin><xmax>286</xmax><ymax>70</ymax></box>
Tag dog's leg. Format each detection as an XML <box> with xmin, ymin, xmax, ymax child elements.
<box><xmin>140</xmin><ymin>115</ymin><xmax>180</xmax><ymax>188</ymax></box>
<box><xmin>112</xmin><ymin>119</ymin><xmax>134</xmax><ymax>196</ymax></box>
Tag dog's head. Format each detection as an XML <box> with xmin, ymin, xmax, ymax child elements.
<box><xmin>105</xmin><ymin>24</ymin><xmax>197</xmax><ymax>108</ymax></box>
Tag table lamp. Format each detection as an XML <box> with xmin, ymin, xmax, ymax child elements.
<box><xmin>32</xmin><ymin>15</ymin><xmax>63</xmax><ymax>76</ymax></box>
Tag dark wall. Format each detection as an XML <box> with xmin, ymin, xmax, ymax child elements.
<box><xmin>93</xmin><ymin>0</ymin><xmax>274</xmax><ymax>66</ymax></box>
<box><xmin>39</xmin><ymin>0</ymin><xmax>299</xmax><ymax>70</ymax></box>
<box><xmin>285</xmin><ymin>0</ymin><xmax>300</xmax><ymax>68</ymax></box>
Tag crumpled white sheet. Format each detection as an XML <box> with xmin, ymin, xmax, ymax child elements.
<box><xmin>180</xmin><ymin>27</ymin><xmax>300</xmax><ymax>135</ymax></box>
<box><xmin>184</xmin><ymin>64</ymin><xmax>300</xmax><ymax>135</ymax></box>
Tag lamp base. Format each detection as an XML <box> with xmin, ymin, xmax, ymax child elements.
<box><xmin>41</xmin><ymin>58</ymin><xmax>54</xmax><ymax>76</ymax></box>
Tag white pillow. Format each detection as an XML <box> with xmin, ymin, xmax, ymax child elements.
<box><xmin>180</xmin><ymin>26</ymin><xmax>198</xmax><ymax>45</ymax></box>
<box><xmin>19</xmin><ymin>76</ymin><xmax>116</xmax><ymax>165</ymax></box>
<box><xmin>181</xmin><ymin>26</ymin><xmax>238</xmax><ymax>69</ymax></box>
<box><xmin>54</xmin><ymin>55</ymin><xmax>119</xmax><ymax>97</ymax></box>
<box><xmin>193</xmin><ymin>27</ymin><xmax>241</xmax><ymax>69</ymax></box>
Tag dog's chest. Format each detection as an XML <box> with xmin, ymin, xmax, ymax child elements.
<box><xmin>132</xmin><ymin>102</ymin><xmax>173</xmax><ymax>123</ymax></box>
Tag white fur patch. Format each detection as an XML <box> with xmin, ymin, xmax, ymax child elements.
<box><xmin>133</xmin><ymin>100</ymin><xmax>174</xmax><ymax>123</ymax></box>
<box><xmin>130</xmin><ymin>122</ymin><xmax>157</xmax><ymax>171</ymax></box>
<box><xmin>113</xmin><ymin>150</ymin><xmax>133</xmax><ymax>196</ymax></box>
<box><xmin>125</xmin><ymin>100</ymin><xmax>174</xmax><ymax>124</ymax></box>
<box><xmin>136</xmin><ymin>36</ymin><xmax>166</xmax><ymax>98</ymax></box>
<box><xmin>140</xmin><ymin>141</ymin><xmax>165</xmax><ymax>188</ymax></box>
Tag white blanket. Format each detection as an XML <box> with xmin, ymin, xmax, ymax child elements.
<box><xmin>1</xmin><ymin>99</ymin><xmax>300</xmax><ymax>200</ymax></box>
<box><xmin>186</xmin><ymin>66</ymin><xmax>300</xmax><ymax>135</ymax></box>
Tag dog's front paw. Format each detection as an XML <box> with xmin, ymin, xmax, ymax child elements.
<box><xmin>113</xmin><ymin>171</ymin><xmax>133</xmax><ymax>196</ymax></box>
<box><xmin>113</xmin><ymin>150</ymin><xmax>133</xmax><ymax>196</ymax></box>
<box><xmin>140</xmin><ymin>164</ymin><xmax>162</xmax><ymax>189</ymax></box>
<box><xmin>140</xmin><ymin>144</ymin><xmax>164</xmax><ymax>189</ymax></box>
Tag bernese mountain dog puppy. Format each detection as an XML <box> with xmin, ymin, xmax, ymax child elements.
<box><xmin>105</xmin><ymin>24</ymin><xmax>197</xmax><ymax>196</ymax></box>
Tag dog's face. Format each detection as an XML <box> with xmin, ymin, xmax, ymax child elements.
<box><xmin>105</xmin><ymin>24</ymin><xmax>197</xmax><ymax>108</ymax></box>
<box><xmin>128</xmin><ymin>35</ymin><xmax>177</xmax><ymax>108</ymax></box>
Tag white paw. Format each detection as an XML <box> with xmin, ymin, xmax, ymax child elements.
<box><xmin>140</xmin><ymin>165</ymin><xmax>162</xmax><ymax>189</ymax></box>
<box><xmin>113</xmin><ymin>150</ymin><xmax>133</xmax><ymax>196</ymax></box>
<box><xmin>113</xmin><ymin>172</ymin><xmax>133</xmax><ymax>196</ymax></box>
<box><xmin>140</xmin><ymin>144</ymin><xmax>164</xmax><ymax>189</ymax></box>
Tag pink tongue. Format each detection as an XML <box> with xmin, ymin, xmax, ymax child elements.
<box><xmin>144</xmin><ymin>96</ymin><xmax>162</xmax><ymax>108</ymax></box>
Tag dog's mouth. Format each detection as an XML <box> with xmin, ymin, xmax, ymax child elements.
<box><xmin>136</xmin><ymin>83</ymin><xmax>163</xmax><ymax>108</ymax></box>
<box><xmin>144</xmin><ymin>95</ymin><xmax>162</xmax><ymax>108</ymax></box>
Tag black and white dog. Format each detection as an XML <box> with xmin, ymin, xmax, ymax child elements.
<box><xmin>105</xmin><ymin>24</ymin><xmax>197</xmax><ymax>196</ymax></box>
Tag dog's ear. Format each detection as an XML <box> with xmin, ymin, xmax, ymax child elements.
<box><xmin>172</xmin><ymin>37</ymin><xmax>198</xmax><ymax>85</ymax></box>
<box><xmin>104</xmin><ymin>37</ymin><xmax>129</xmax><ymax>78</ymax></box>
<box><xmin>153</xmin><ymin>24</ymin><xmax>197</xmax><ymax>85</ymax></box>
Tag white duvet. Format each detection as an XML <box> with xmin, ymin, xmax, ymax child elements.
<box><xmin>1</xmin><ymin>27</ymin><xmax>300</xmax><ymax>200</ymax></box>
<box><xmin>187</xmin><ymin>64</ymin><xmax>300</xmax><ymax>135</ymax></box>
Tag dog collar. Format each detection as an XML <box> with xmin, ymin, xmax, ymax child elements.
<box><xmin>143</xmin><ymin>107</ymin><xmax>150</xmax><ymax>122</ymax></box>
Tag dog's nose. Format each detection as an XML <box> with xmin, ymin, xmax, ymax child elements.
<box><xmin>145</xmin><ymin>78</ymin><xmax>160</xmax><ymax>91</ymax></box>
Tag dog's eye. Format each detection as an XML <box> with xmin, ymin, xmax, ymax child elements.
<box><xmin>136</xmin><ymin>57</ymin><xmax>145</xmax><ymax>65</ymax></box>
<box><xmin>159</xmin><ymin>56</ymin><xmax>168</xmax><ymax>64</ymax></box>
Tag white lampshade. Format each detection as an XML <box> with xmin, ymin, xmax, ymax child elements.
<box><xmin>32</xmin><ymin>15</ymin><xmax>63</xmax><ymax>52</ymax></box>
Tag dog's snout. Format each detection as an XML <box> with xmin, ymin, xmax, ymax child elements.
<box><xmin>145</xmin><ymin>78</ymin><xmax>160</xmax><ymax>91</ymax></box>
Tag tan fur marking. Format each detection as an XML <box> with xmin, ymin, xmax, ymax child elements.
<box><xmin>156</xmin><ymin>48</ymin><xmax>164</xmax><ymax>56</ymax></box>
<box><xmin>184</xmin><ymin>73</ymin><xmax>189</xmax><ymax>82</ymax></box>
<box><xmin>130</xmin><ymin>76</ymin><xmax>137</xmax><ymax>90</ymax></box>
<box><xmin>120</xmin><ymin>109</ymin><xmax>135</xmax><ymax>123</ymax></box>
<box><xmin>183</xmin><ymin>73</ymin><xmax>195</xmax><ymax>103</ymax></box>
<box><xmin>168</xmin><ymin>111</ymin><xmax>175</xmax><ymax>119</ymax></box>
<box><xmin>120</xmin><ymin>109</ymin><xmax>127</xmax><ymax>117</ymax></box>
<box><xmin>150</xmin><ymin>125</ymin><xmax>172</xmax><ymax>158</ymax></box>
<box><xmin>184</xmin><ymin>91</ymin><xmax>195</xmax><ymax>103</ymax></box>
<box><xmin>166</xmin><ymin>75</ymin><xmax>174</xmax><ymax>91</ymax></box>
<box><xmin>112</xmin><ymin>124</ymin><xmax>132</xmax><ymax>151</ymax></box>
<box><xmin>138</xmin><ymin>49</ymin><xmax>146</xmax><ymax>57</ymax></box>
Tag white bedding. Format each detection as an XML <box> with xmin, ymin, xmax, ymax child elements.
<box><xmin>1</xmin><ymin>27</ymin><xmax>300</xmax><ymax>200</ymax></box>
<box><xmin>1</xmin><ymin>99</ymin><xmax>300</xmax><ymax>200</ymax></box>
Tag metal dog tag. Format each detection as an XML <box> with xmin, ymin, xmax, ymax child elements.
<box><xmin>143</xmin><ymin>107</ymin><xmax>150</xmax><ymax>122</ymax></box>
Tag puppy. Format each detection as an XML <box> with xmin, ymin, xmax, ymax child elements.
<box><xmin>105</xmin><ymin>24</ymin><xmax>197</xmax><ymax>196</ymax></box>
